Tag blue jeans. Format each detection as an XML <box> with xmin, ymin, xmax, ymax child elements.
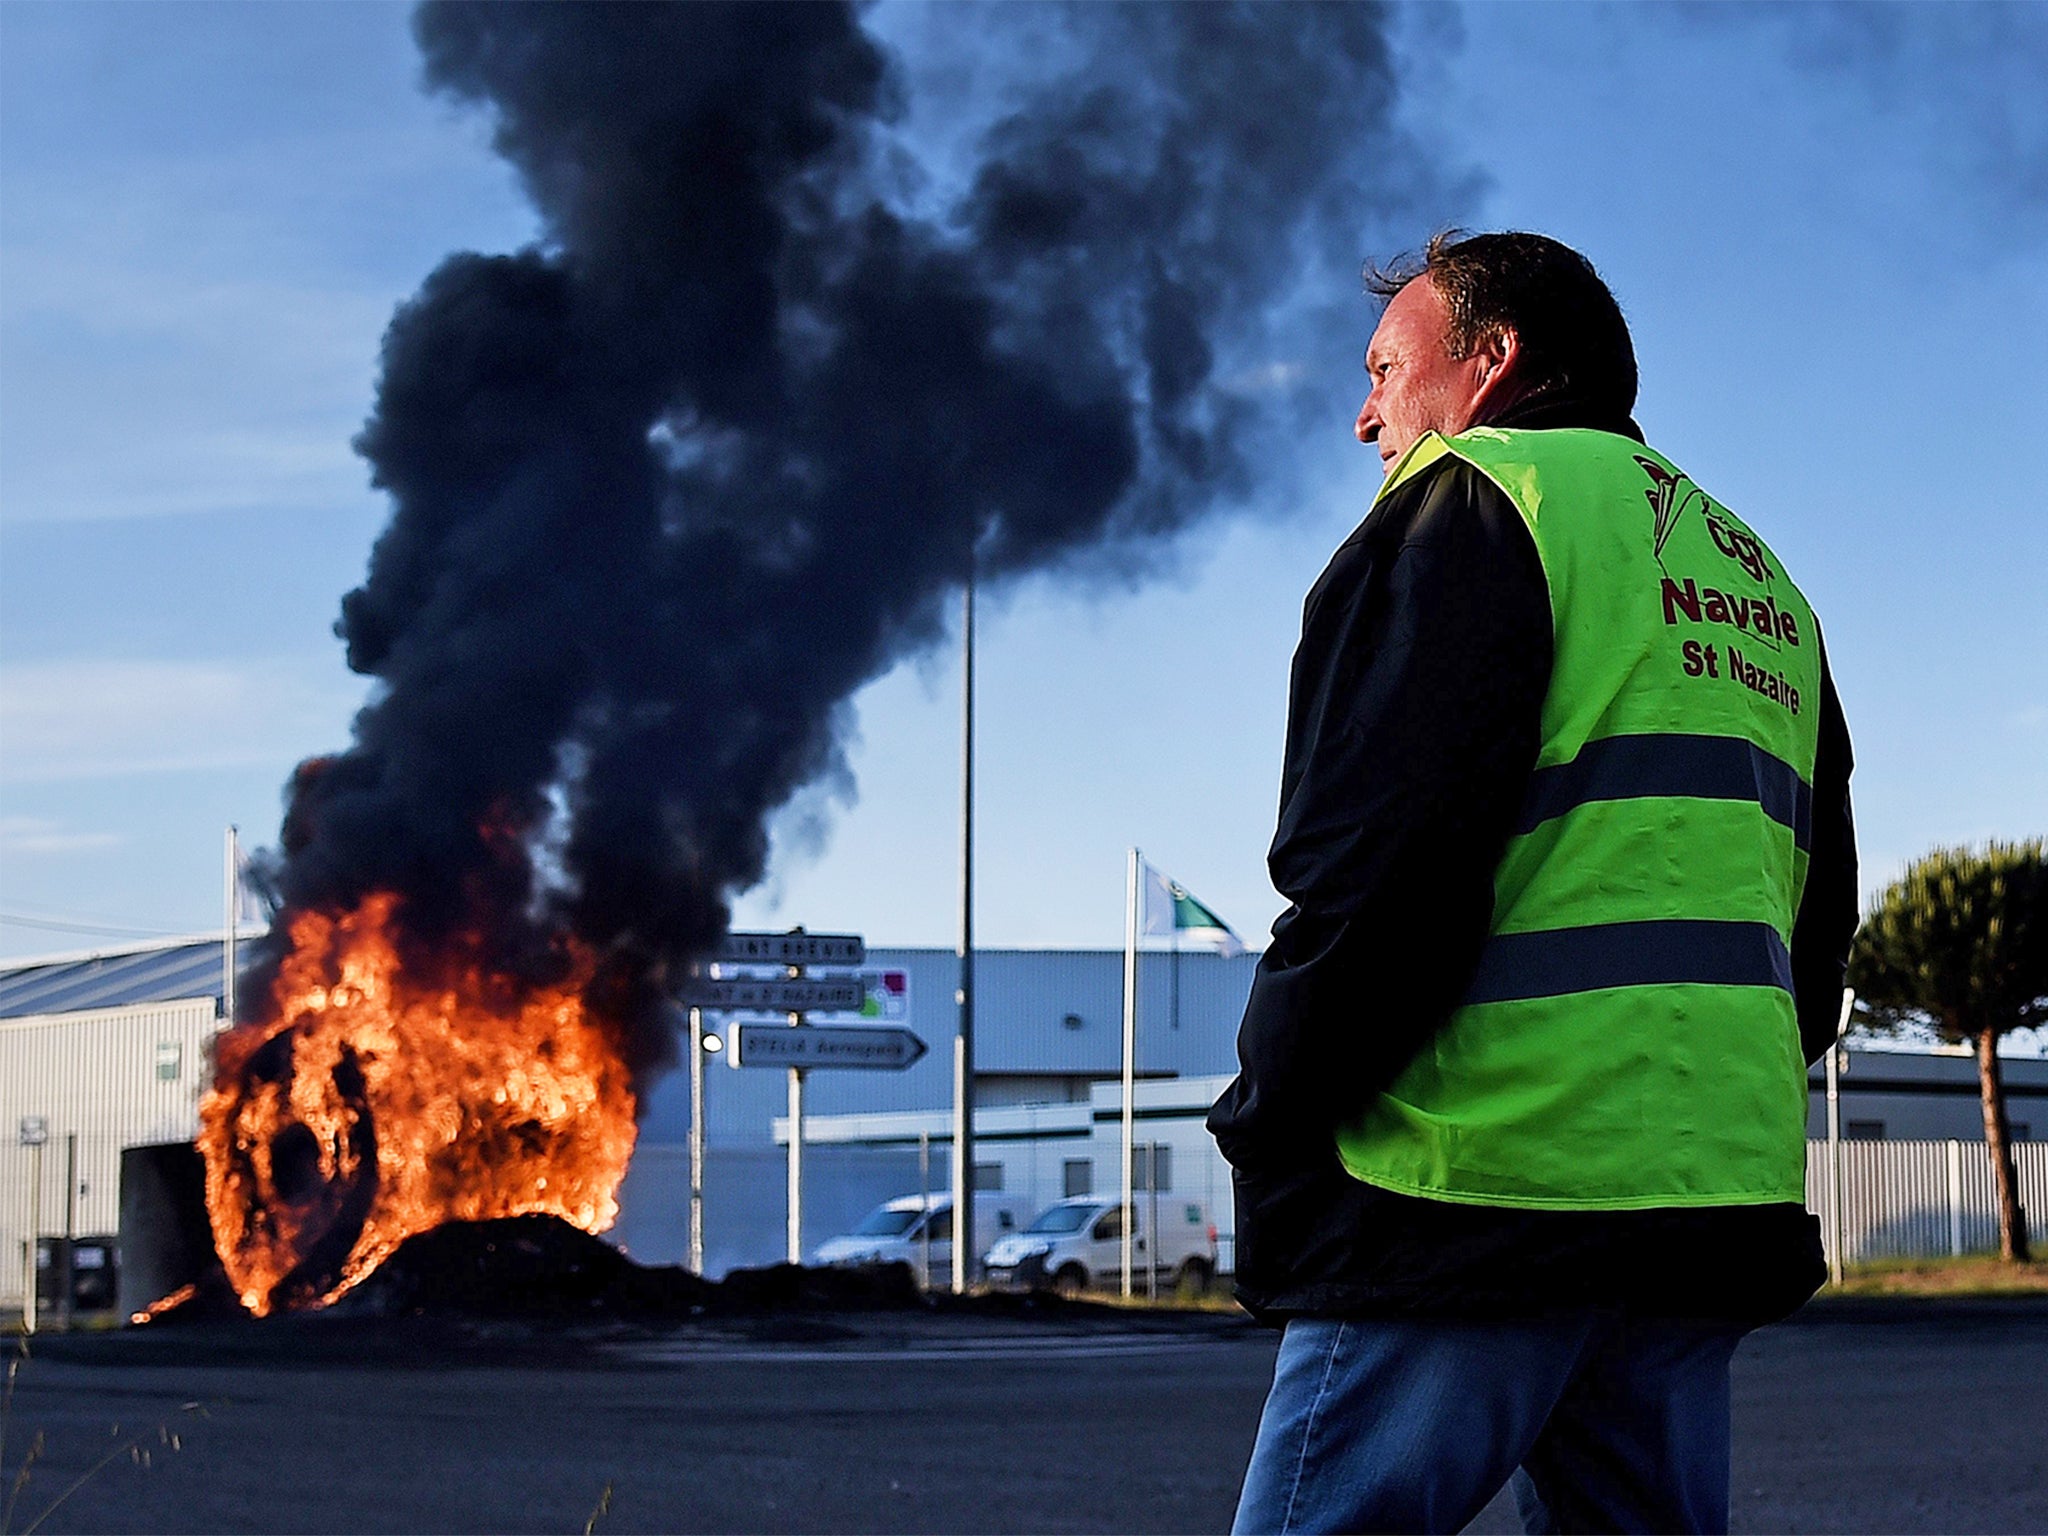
<box><xmin>1231</xmin><ymin>1311</ymin><xmax>1744</xmax><ymax>1534</ymax></box>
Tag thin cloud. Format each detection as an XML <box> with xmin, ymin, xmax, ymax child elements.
<box><xmin>0</xmin><ymin>657</ymin><xmax>366</xmax><ymax>781</ymax></box>
<box><xmin>0</xmin><ymin>816</ymin><xmax>122</xmax><ymax>855</ymax></box>
<box><xmin>3</xmin><ymin>427</ymin><xmax>367</xmax><ymax>525</ymax></box>
<box><xmin>0</xmin><ymin>246</ymin><xmax>385</xmax><ymax>525</ymax></box>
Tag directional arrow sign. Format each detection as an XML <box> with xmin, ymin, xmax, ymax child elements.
<box><xmin>680</xmin><ymin>976</ymin><xmax>866</xmax><ymax>1013</ymax></box>
<box><xmin>716</xmin><ymin>931</ymin><xmax>866</xmax><ymax>966</ymax></box>
<box><xmin>731</xmin><ymin>1024</ymin><xmax>929</xmax><ymax>1071</ymax></box>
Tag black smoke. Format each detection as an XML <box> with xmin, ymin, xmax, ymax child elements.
<box><xmin>250</xmin><ymin>0</ymin><xmax>1441</xmax><ymax>1070</ymax></box>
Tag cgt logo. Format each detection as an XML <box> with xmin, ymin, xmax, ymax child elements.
<box><xmin>1635</xmin><ymin>455</ymin><xmax>1772</xmax><ymax>584</ymax></box>
<box><xmin>1636</xmin><ymin>456</ymin><xmax>1705</xmax><ymax>561</ymax></box>
<box><xmin>1702</xmin><ymin>512</ymin><xmax>1773</xmax><ymax>586</ymax></box>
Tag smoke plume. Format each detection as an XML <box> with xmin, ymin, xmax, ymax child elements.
<box><xmin>252</xmin><ymin>0</ymin><xmax>1438</xmax><ymax>1070</ymax></box>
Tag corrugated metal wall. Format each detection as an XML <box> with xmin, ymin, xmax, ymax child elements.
<box><xmin>0</xmin><ymin>998</ymin><xmax>219</xmax><ymax>1310</ymax></box>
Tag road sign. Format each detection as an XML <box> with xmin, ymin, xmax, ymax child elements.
<box><xmin>680</xmin><ymin>976</ymin><xmax>867</xmax><ymax>1013</ymax></box>
<box><xmin>18</xmin><ymin>1116</ymin><xmax>47</xmax><ymax>1148</ymax></box>
<box><xmin>731</xmin><ymin>1024</ymin><xmax>929</xmax><ymax>1071</ymax></box>
<box><xmin>854</xmin><ymin>968</ymin><xmax>910</xmax><ymax>1020</ymax></box>
<box><xmin>716</xmin><ymin>931</ymin><xmax>866</xmax><ymax>966</ymax></box>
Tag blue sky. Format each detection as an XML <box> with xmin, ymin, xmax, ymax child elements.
<box><xmin>2</xmin><ymin>1</ymin><xmax>2043</xmax><ymax>964</ymax></box>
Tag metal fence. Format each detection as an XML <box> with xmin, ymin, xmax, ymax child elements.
<box><xmin>1807</xmin><ymin>1138</ymin><xmax>2048</xmax><ymax>1266</ymax></box>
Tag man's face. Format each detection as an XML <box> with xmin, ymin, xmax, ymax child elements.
<box><xmin>1354</xmin><ymin>276</ymin><xmax>1496</xmax><ymax>472</ymax></box>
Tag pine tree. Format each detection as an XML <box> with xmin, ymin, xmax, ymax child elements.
<box><xmin>1849</xmin><ymin>840</ymin><xmax>2048</xmax><ymax>1262</ymax></box>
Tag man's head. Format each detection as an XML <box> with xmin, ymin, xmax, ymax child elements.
<box><xmin>1355</xmin><ymin>231</ymin><xmax>1637</xmax><ymax>470</ymax></box>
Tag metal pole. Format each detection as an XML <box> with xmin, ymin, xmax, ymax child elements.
<box><xmin>1823</xmin><ymin>1038</ymin><xmax>1840</xmax><ymax>1286</ymax></box>
<box><xmin>1947</xmin><ymin>1139</ymin><xmax>1965</xmax><ymax>1258</ymax></box>
<box><xmin>23</xmin><ymin>1141</ymin><xmax>43</xmax><ymax>1334</ymax></box>
<box><xmin>1121</xmin><ymin>847</ymin><xmax>1139</xmax><ymax>1299</ymax></box>
<box><xmin>919</xmin><ymin>1129</ymin><xmax>932</xmax><ymax>1291</ymax></box>
<box><xmin>1825</xmin><ymin>988</ymin><xmax>1853</xmax><ymax>1286</ymax></box>
<box><xmin>688</xmin><ymin>1006</ymin><xmax>706</xmax><ymax>1275</ymax></box>
<box><xmin>1171</xmin><ymin>928</ymin><xmax>1180</xmax><ymax>1032</ymax></box>
<box><xmin>58</xmin><ymin>1132</ymin><xmax>76</xmax><ymax>1331</ymax></box>
<box><xmin>223</xmin><ymin>825</ymin><xmax>239</xmax><ymax>1024</ymax></box>
<box><xmin>1146</xmin><ymin>1143</ymin><xmax>1159</xmax><ymax>1302</ymax></box>
<box><xmin>787</xmin><ymin>1036</ymin><xmax>805</xmax><ymax>1265</ymax></box>
<box><xmin>952</xmin><ymin>574</ymin><xmax>977</xmax><ymax>1293</ymax></box>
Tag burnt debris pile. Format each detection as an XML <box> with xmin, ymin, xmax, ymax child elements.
<box><xmin>132</xmin><ymin>1213</ymin><xmax>1102</xmax><ymax>1325</ymax></box>
<box><xmin>336</xmin><ymin>1216</ymin><xmax>941</xmax><ymax>1319</ymax></box>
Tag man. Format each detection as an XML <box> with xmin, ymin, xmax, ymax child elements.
<box><xmin>1208</xmin><ymin>232</ymin><xmax>1857</xmax><ymax>1535</ymax></box>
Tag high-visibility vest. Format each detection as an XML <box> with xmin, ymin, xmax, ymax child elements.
<box><xmin>1335</xmin><ymin>427</ymin><xmax>1824</xmax><ymax>1209</ymax></box>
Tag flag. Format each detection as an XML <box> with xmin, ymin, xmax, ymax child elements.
<box><xmin>233</xmin><ymin>852</ymin><xmax>268</xmax><ymax>927</ymax></box>
<box><xmin>227</xmin><ymin>830</ymin><xmax>270</xmax><ymax>930</ymax></box>
<box><xmin>1140</xmin><ymin>862</ymin><xmax>1245</xmax><ymax>957</ymax></box>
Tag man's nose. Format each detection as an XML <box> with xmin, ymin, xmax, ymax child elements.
<box><xmin>1355</xmin><ymin>394</ymin><xmax>1381</xmax><ymax>445</ymax></box>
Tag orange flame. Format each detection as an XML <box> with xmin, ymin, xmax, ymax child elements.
<box><xmin>130</xmin><ymin>1282</ymin><xmax>198</xmax><ymax>1325</ymax></box>
<box><xmin>197</xmin><ymin>894</ymin><xmax>637</xmax><ymax>1316</ymax></box>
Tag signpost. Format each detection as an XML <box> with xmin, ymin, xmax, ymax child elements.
<box><xmin>730</xmin><ymin>1024</ymin><xmax>927</xmax><ymax>1071</ymax></box>
<box><xmin>715</xmin><ymin>932</ymin><xmax>865</xmax><ymax>966</ymax></box>
<box><xmin>679</xmin><ymin>976</ymin><xmax>865</xmax><ymax>1013</ymax></box>
<box><xmin>685</xmin><ymin>931</ymin><xmax>921</xmax><ymax>1267</ymax></box>
<box><xmin>687</xmin><ymin>1007</ymin><xmax>706</xmax><ymax>1276</ymax></box>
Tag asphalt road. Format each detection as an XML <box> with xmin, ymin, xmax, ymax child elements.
<box><xmin>8</xmin><ymin>1297</ymin><xmax>2045</xmax><ymax>1534</ymax></box>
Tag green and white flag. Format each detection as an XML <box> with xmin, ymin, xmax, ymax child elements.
<box><xmin>1140</xmin><ymin>861</ymin><xmax>1245</xmax><ymax>957</ymax></box>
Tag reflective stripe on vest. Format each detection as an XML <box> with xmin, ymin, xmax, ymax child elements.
<box><xmin>1517</xmin><ymin>733</ymin><xmax>1813</xmax><ymax>852</ymax></box>
<box><xmin>1335</xmin><ymin>428</ymin><xmax>1823</xmax><ymax>1210</ymax></box>
<box><xmin>1464</xmin><ymin>919</ymin><xmax>1792</xmax><ymax>1005</ymax></box>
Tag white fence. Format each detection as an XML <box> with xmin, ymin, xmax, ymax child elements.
<box><xmin>1807</xmin><ymin>1138</ymin><xmax>2048</xmax><ymax>1266</ymax></box>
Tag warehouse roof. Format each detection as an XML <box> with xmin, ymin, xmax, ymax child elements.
<box><xmin>0</xmin><ymin>935</ymin><xmax>233</xmax><ymax>1019</ymax></box>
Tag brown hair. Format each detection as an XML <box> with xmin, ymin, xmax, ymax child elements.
<box><xmin>1367</xmin><ymin>231</ymin><xmax>1638</xmax><ymax>417</ymax></box>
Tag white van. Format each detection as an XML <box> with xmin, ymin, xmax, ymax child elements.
<box><xmin>983</xmin><ymin>1194</ymin><xmax>1218</xmax><ymax>1296</ymax></box>
<box><xmin>812</xmin><ymin>1191</ymin><xmax>1031</xmax><ymax>1283</ymax></box>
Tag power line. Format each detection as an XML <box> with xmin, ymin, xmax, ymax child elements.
<box><xmin>0</xmin><ymin>910</ymin><xmax>184</xmax><ymax>939</ymax></box>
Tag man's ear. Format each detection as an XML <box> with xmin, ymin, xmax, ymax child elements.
<box><xmin>1469</xmin><ymin>325</ymin><xmax>1523</xmax><ymax>417</ymax></box>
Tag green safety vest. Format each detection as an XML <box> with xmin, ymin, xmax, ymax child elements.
<box><xmin>1335</xmin><ymin>427</ymin><xmax>1823</xmax><ymax>1209</ymax></box>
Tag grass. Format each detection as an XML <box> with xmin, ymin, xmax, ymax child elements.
<box><xmin>0</xmin><ymin>1314</ymin><xmax>124</xmax><ymax>1340</ymax></box>
<box><xmin>1830</xmin><ymin>1255</ymin><xmax>2048</xmax><ymax>1297</ymax></box>
<box><xmin>1071</xmin><ymin>1284</ymin><xmax>1243</xmax><ymax>1314</ymax></box>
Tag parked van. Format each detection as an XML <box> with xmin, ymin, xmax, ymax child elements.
<box><xmin>812</xmin><ymin>1191</ymin><xmax>1031</xmax><ymax>1283</ymax></box>
<box><xmin>983</xmin><ymin>1194</ymin><xmax>1218</xmax><ymax>1296</ymax></box>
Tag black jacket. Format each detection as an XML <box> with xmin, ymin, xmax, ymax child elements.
<box><xmin>1206</xmin><ymin>398</ymin><xmax>1858</xmax><ymax>1325</ymax></box>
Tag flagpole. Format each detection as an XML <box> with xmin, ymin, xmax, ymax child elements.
<box><xmin>1121</xmin><ymin>846</ymin><xmax>1138</xmax><ymax>1299</ymax></box>
<box><xmin>223</xmin><ymin>825</ymin><xmax>239</xmax><ymax>1024</ymax></box>
<box><xmin>1171</xmin><ymin>923</ymin><xmax>1180</xmax><ymax>1033</ymax></box>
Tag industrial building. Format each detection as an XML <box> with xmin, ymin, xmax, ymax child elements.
<box><xmin>4</xmin><ymin>933</ymin><xmax>2045</xmax><ymax>1310</ymax></box>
